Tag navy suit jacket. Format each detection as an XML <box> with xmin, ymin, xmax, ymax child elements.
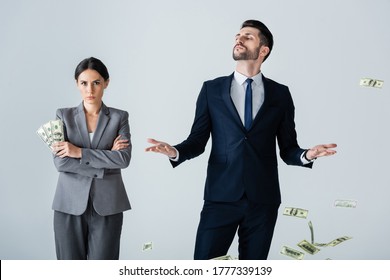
<box><xmin>171</xmin><ymin>73</ymin><xmax>312</xmax><ymax>204</ymax></box>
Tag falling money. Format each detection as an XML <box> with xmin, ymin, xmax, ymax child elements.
<box><xmin>308</xmin><ymin>221</ymin><xmax>352</xmax><ymax>247</ymax></box>
<box><xmin>360</xmin><ymin>78</ymin><xmax>384</xmax><ymax>88</ymax></box>
<box><xmin>327</xmin><ymin>236</ymin><xmax>352</xmax><ymax>247</ymax></box>
<box><xmin>211</xmin><ymin>255</ymin><xmax>234</xmax><ymax>260</ymax></box>
<box><xmin>283</xmin><ymin>207</ymin><xmax>308</xmax><ymax>219</ymax></box>
<box><xmin>142</xmin><ymin>242</ymin><xmax>153</xmax><ymax>251</ymax></box>
<box><xmin>308</xmin><ymin>221</ymin><xmax>315</xmax><ymax>244</ymax></box>
<box><xmin>280</xmin><ymin>245</ymin><xmax>305</xmax><ymax>260</ymax></box>
<box><xmin>334</xmin><ymin>199</ymin><xmax>357</xmax><ymax>208</ymax></box>
<box><xmin>297</xmin><ymin>240</ymin><xmax>320</xmax><ymax>255</ymax></box>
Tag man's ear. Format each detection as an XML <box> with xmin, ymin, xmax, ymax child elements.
<box><xmin>260</xmin><ymin>45</ymin><xmax>270</xmax><ymax>58</ymax></box>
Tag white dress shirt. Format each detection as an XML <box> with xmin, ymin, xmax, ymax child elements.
<box><xmin>230</xmin><ymin>71</ymin><xmax>264</xmax><ymax>125</ymax></box>
<box><xmin>89</xmin><ymin>132</ymin><xmax>94</xmax><ymax>143</ymax></box>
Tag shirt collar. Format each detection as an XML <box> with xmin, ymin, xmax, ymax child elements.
<box><xmin>234</xmin><ymin>70</ymin><xmax>263</xmax><ymax>86</ymax></box>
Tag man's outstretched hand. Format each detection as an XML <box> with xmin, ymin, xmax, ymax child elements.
<box><xmin>306</xmin><ymin>143</ymin><xmax>337</xmax><ymax>160</ymax></box>
<box><xmin>145</xmin><ymin>138</ymin><xmax>177</xmax><ymax>158</ymax></box>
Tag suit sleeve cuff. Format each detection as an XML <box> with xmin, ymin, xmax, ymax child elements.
<box><xmin>169</xmin><ymin>147</ymin><xmax>179</xmax><ymax>162</ymax></box>
<box><xmin>301</xmin><ymin>149</ymin><xmax>315</xmax><ymax>164</ymax></box>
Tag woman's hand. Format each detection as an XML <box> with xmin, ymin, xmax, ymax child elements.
<box><xmin>52</xmin><ymin>141</ymin><xmax>82</xmax><ymax>158</ymax></box>
<box><xmin>111</xmin><ymin>135</ymin><xmax>130</xmax><ymax>151</ymax></box>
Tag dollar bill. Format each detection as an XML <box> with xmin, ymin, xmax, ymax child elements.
<box><xmin>42</xmin><ymin>121</ymin><xmax>53</xmax><ymax>142</ymax></box>
<box><xmin>360</xmin><ymin>78</ymin><xmax>384</xmax><ymax>88</ymax></box>
<box><xmin>334</xmin><ymin>199</ymin><xmax>357</xmax><ymax>208</ymax></box>
<box><xmin>280</xmin><ymin>245</ymin><xmax>304</xmax><ymax>260</ymax></box>
<box><xmin>142</xmin><ymin>242</ymin><xmax>153</xmax><ymax>251</ymax></box>
<box><xmin>283</xmin><ymin>207</ymin><xmax>308</xmax><ymax>219</ymax></box>
<box><xmin>297</xmin><ymin>240</ymin><xmax>320</xmax><ymax>255</ymax></box>
<box><xmin>327</xmin><ymin>236</ymin><xmax>352</xmax><ymax>247</ymax></box>
<box><xmin>50</xmin><ymin>119</ymin><xmax>64</xmax><ymax>142</ymax></box>
<box><xmin>211</xmin><ymin>255</ymin><xmax>234</xmax><ymax>260</ymax></box>
<box><xmin>36</xmin><ymin>126</ymin><xmax>53</xmax><ymax>150</ymax></box>
<box><xmin>313</xmin><ymin>242</ymin><xmax>329</xmax><ymax>247</ymax></box>
<box><xmin>308</xmin><ymin>221</ymin><xmax>314</xmax><ymax>244</ymax></box>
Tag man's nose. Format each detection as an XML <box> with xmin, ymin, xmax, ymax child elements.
<box><xmin>235</xmin><ymin>38</ymin><xmax>240</xmax><ymax>45</ymax></box>
<box><xmin>235</xmin><ymin>36</ymin><xmax>243</xmax><ymax>44</ymax></box>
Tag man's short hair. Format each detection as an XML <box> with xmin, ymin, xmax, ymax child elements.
<box><xmin>241</xmin><ymin>20</ymin><xmax>273</xmax><ymax>61</ymax></box>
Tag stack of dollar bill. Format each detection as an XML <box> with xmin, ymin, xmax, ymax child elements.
<box><xmin>36</xmin><ymin>119</ymin><xmax>64</xmax><ymax>150</ymax></box>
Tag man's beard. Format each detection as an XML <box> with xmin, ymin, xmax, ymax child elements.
<box><xmin>233</xmin><ymin>45</ymin><xmax>260</xmax><ymax>61</ymax></box>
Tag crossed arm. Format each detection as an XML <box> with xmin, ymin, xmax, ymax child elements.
<box><xmin>52</xmin><ymin>135</ymin><xmax>129</xmax><ymax>158</ymax></box>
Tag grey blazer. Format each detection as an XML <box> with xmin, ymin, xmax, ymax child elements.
<box><xmin>52</xmin><ymin>102</ymin><xmax>131</xmax><ymax>216</ymax></box>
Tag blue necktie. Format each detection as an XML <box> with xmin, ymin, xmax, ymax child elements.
<box><xmin>245</xmin><ymin>78</ymin><xmax>253</xmax><ymax>130</ymax></box>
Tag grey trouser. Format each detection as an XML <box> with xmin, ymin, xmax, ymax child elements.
<box><xmin>54</xmin><ymin>199</ymin><xmax>123</xmax><ymax>260</ymax></box>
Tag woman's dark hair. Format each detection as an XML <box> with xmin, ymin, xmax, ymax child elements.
<box><xmin>74</xmin><ymin>57</ymin><xmax>110</xmax><ymax>81</ymax></box>
<box><xmin>241</xmin><ymin>20</ymin><xmax>273</xmax><ymax>61</ymax></box>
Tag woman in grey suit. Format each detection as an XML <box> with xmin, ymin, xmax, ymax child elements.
<box><xmin>51</xmin><ymin>57</ymin><xmax>132</xmax><ymax>259</ymax></box>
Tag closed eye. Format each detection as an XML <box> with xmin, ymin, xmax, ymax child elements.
<box><xmin>235</xmin><ymin>32</ymin><xmax>255</xmax><ymax>40</ymax></box>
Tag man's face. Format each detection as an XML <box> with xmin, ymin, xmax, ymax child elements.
<box><xmin>233</xmin><ymin>27</ymin><xmax>263</xmax><ymax>61</ymax></box>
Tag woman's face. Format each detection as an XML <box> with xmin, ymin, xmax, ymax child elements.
<box><xmin>76</xmin><ymin>69</ymin><xmax>109</xmax><ymax>106</ymax></box>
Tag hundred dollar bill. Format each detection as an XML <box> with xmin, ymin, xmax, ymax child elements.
<box><xmin>50</xmin><ymin>119</ymin><xmax>64</xmax><ymax>142</ymax></box>
<box><xmin>313</xmin><ymin>243</ymin><xmax>328</xmax><ymax>247</ymax></box>
<box><xmin>360</xmin><ymin>78</ymin><xmax>384</xmax><ymax>88</ymax></box>
<box><xmin>283</xmin><ymin>207</ymin><xmax>308</xmax><ymax>219</ymax></box>
<box><xmin>334</xmin><ymin>199</ymin><xmax>357</xmax><ymax>208</ymax></box>
<box><xmin>42</xmin><ymin>121</ymin><xmax>53</xmax><ymax>142</ymax></box>
<box><xmin>211</xmin><ymin>255</ymin><xmax>234</xmax><ymax>260</ymax></box>
<box><xmin>297</xmin><ymin>240</ymin><xmax>320</xmax><ymax>255</ymax></box>
<box><xmin>142</xmin><ymin>242</ymin><xmax>153</xmax><ymax>251</ymax></box>
<box><xmin>327</xmin><ymin>236</ymin><xmax>352</xmax><ymax>247</ymax></box>
<box><xmin>36</xmin><ymin>126</ymin><xmax>53</xmax><ymax>150</ymax></box>
<box><xmin>280</xmin><ymin>245</ymin><xmax>304</xmax><ymax>260</ymax></box>
<box><xmin>308</xmin><ymin>221</ymin><xmax>314</xmax><ymax>244</ymax></box>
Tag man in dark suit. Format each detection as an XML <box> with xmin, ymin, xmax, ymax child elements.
<box><xmin>146</xmin><ymin>20</ymin><xmax>337</xmax><ymax>259</ymax></box>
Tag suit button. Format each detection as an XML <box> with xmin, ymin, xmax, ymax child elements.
<box><xmin>94</xmin><ymin>174</ymin><xmax>97</xmax><ymax>178</ymax></box>
<box><xmin>86</xmin><ymin>162</ymin><xmax>90</xmax><ymax>165</ymax></box>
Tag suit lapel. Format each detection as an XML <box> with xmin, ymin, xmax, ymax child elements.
<box><xmin>74</xmin><ymin>103</ymin><xmax>91</xmax><ymax>148</ymax></box>
<box><xmin>221</xmin><ymin>73</ymin><xmax>244</xmax><ymax>128</ymax></box>
<box><xmin>91</xmin><ymin>102</ymin><xmax>110</xmax><ymax>149</ymax></box>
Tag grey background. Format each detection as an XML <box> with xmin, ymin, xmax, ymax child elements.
<box><xmin>0</xmin><ymin>0</ymin><xmax>389</xmax><ymax>260</ymax></box>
